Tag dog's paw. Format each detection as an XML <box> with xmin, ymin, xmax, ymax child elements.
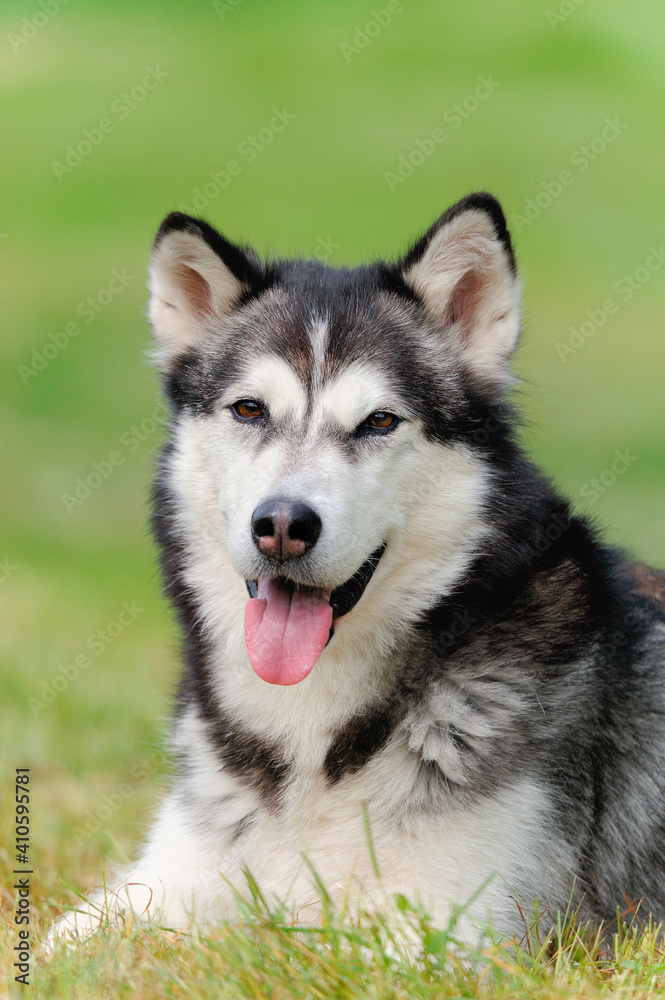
<box><xmin>44</xmin><ymin>901</ymin><xmax>106</xmax><ymax>956</ymax></box>
<box><xmin>44</xmin><ymin>873</ymin><xmax>158</xmax><ymax>955</ymax></box>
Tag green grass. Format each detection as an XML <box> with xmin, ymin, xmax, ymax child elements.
<box><xmin>1</xmin><ymin>0</ymin><xmax>665</xmax><ymax>995</ymax></box>
<box><xmin>8</xmin><ymin>885</ymin><xmax>665</xmax><ymax>998</ymax></box>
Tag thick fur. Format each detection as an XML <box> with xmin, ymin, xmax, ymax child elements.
<box><xmin>53</xmin><ymin>193</ymin><xmax>665</xmax><ymax>946</ymax></box>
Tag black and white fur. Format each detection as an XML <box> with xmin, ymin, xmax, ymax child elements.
<box><xmin>52</xmin><ymin>193</ymin><xmax>665</xmax><ymax>945</ymax></box>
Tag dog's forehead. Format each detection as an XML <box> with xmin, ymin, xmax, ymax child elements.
<box><xmin>229</xmin><ymin>333</ymin><xmax>403</xmax><ymax>427</ymax></box>
<box><xmin>238</xmin><ymin>272</ymin><xmax>415</xmax><ymax>364</ymax></box>
<box><xmin>219</xmin><ymin>274</ymin><xmax>427</xmax><ymax>422</ymax></box>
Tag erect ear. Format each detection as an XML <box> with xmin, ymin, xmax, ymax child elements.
<box><xmin>148</xmin><ymin>212</ymin><xmax>266</xmax><ymax>367</ymax></box>
<box><xmin>397</xmin><ymin>193</ymin><xmax>520</xmax><ymax>383</ymax></box>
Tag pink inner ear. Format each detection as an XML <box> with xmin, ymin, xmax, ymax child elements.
<box><xmin>174</xmin><ymin>263</ymin><xmax>213</xmax><ymax>316</ymax></box>
<box><xmin>444</xmin><ymin>268</ymin><xmax>488</xmax><ymax>344</ymax></box>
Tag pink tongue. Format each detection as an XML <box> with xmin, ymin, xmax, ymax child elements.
<box><xmin>244</xmin><ymin>580</ymin><xmax>333</xmax><ymax>685</ymax></box>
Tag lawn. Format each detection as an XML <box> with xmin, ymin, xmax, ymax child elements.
<box><xmin>1</xmin><ymin>0</ymin><xmax>665</xmax><ymax>995</ymax></box>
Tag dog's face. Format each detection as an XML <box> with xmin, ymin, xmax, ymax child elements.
<box><xmin>149</xmin><ymin>194</ymin><xmax>520</xmax><ymax>685</ymax></box>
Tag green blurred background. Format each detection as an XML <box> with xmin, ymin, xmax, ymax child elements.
<box><xmin>1</xmin><ymin>0</ymin><xmax>664</xmax><ymax>912</ymax></box>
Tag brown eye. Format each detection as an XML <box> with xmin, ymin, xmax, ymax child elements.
<box><xmin>356</xmin><ymin>411</ymin><xmax>401</xmax><ymax>437</ymax></box>
<box><xmin>231</xmin><ymin>399</ymin><xmax>264</xmax><ymax>421</ymax></box>
<box><xmin>368</xmin><ymin>411</ymin><xmax>396</xmax><ymax>429</ymax></box>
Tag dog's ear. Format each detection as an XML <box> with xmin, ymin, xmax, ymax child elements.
<box><xmin>149</xmin><ymin>212</ymin><xmax>265</xmax><ymax>366</ymax></box>
<box><xmin>397</xmin><ymin>193</ymin><xmax>519</xmax><ymax>382</ymax></box>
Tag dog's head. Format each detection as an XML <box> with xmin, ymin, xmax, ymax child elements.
<box><xmin>149</xmin><ymin>194</ymin><xmax>520</xmax><ymax>686</ymax></box>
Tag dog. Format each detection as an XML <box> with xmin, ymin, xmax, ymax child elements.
<box><xmin>51</xmin><ymin>192</ymin><xmax>665</xmax><ymax>947</ymax></box>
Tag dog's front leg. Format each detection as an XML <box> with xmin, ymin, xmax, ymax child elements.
<box><xmin>47</xmin><ymin>788</ymin><xmax>256</xmax><ymax>949</ymax></box>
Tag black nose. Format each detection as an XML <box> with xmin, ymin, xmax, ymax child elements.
<box><xmin>251</xmin><ymin>499</ymin><xmax>322</xmax><ymax>561</ymax></box>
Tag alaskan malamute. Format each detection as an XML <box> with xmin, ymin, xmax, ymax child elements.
<box><xmin>53</xmin><ymin>193</ymin><xmax>665</xmax><ymax>945</ymax></box>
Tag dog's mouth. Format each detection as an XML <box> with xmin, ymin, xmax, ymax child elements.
<box><xmin>244</xmin><ymin>545</ymin><xmax>386</xmax><ymax>686</ymax></box>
